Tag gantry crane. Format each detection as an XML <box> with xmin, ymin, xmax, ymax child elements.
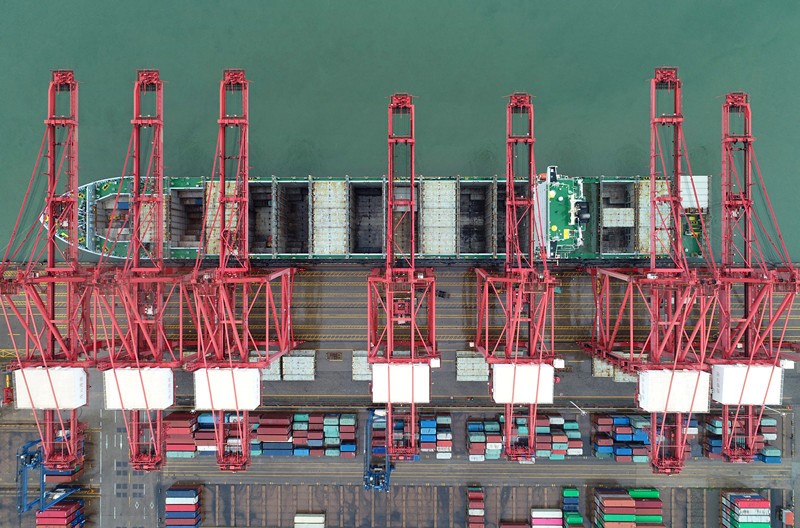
<box><xmin>367</xmin><ymin>94</ymin><xmax>438</xmax><ymax>460</ymax></box>
<box><xmin>185</xmin><ymin>69</ymin><xmax>299</xmax><ymax>471</ymax></box>
<box><xmin>475</xmin><ymin>93</ymin><xmax>558</xmax><ymax>460</ymax></box>
<box><xmin>583</xmin><ymin>68</ymin><xmax>719</xmax><ymax>474</ymax></box>
<box><xmin>1</xmin><ymin>71</ymin><xmax>90</xmax><ymax>472</ymax></box>
<box><xmin>711</xmin><ymin>92</ymin><xmax>798</xmax><ymax>462</ymax></box>
<box><xmin>94</xmin><ymin>70</ymin><xmax>181</xmax><ymax>471</ymax></box>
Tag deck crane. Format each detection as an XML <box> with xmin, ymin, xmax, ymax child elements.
<box><xmin>711</xmin><ymin>92</ymin><xmax>798</xmax><ymax>462</ymax></box>
<box><xmin>475</xmin><ymin>93</ymin><xmax>558</xmax><ymax>461</ymax></box>
<box><xmin>1</xmin><ymin>70</ymin><xmax>90</xmax><ymax>472</ymax></box>
<box><xmin>583</xmin><ymin>67</ymin><xmax>719</xmax><ymax>474</ymax></box>
<box><xmin>367</xmin><ymin>93</ymin><xmax>438</xmax><ymax>460</ymax></box>
<box><xmin>94</xmin><ymin>70</ymin><xmax>181</xmax><ymax>471</ymax></box>
<box><xmin>185</xmin><ymin>69</ymin><xmax>299</xmax><ymax>471</ymax></box>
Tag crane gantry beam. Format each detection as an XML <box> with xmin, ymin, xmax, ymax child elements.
<box><xmin>474</xmin><ymin>93</ymin><xmax>557</xmax><ymax>461</ymax></box>
<box><xmin>367</xmin><ymin>93</ymin><xmax>437</xmax><ymax>460</ymax></box>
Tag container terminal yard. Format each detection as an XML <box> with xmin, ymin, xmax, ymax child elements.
<box><xmin>0</xmin><ymin>65</ymin><xmax>797</xmax><ymax>528</ymax></box>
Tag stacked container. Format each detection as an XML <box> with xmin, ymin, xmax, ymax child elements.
<box><xmin>467</xmin><ymin>419</ymin><xmax>502</xmax><ymax>461</ymax></box>
<box><xmin>338</xmin><ymin>413</ymin><xmax>358</xmax><ymax>458</ymax></box>
<box><xmin>721</xmin><ymin>491</ymin><xmax>771</xmax><ymax>528</ymax></box>
<box><xmin>704</xmin><ymin>416</ymin><xmax>773</xmax><ymax>461</ymax></box>
<box><xmin>259</xmin><ymin>413</ymin><xmax>293</xmax><ymax>456</ymax></box>
<box><xmin>562</xmin><ymin>487</ymin><xmax>584</xmax><ymax>526</ymax></box>
<box><xmin>35</xmin><ymin>500</ymin><xmax>85</xmax><ymax>528</ymax></box>
<box><xmin>371</xmin><ymin>411</ymin><xmax>388</xmax><ymax>457</ymax></box>
<box><xmin>418</xmin><ymin>414</ymin><xmax>453</xmax><ymax>459</ymax></box>
<box><xmin>391</xmin><ymin>414</ymin><xmax>420</xmax><ymax>461</ymax></box>
<box><xmin>165</xmin><ymin>412</ymin><xmax>198</xmax><ymax>459</ymax></box>
<box><xmin>294</xmin><ymin>513</ymin><xmax>325</xmax><ymax>528</ymax></box>
<box><xmin>435</xmin><ymin>414</ymin><xmax>453</xmax><ymax>459</ymax></box>
<box><xmin>165</xmin><ymin>485</ymin><xmax>201</xmax><ymax>527</ymax></box>
<box><xmin>530</xmin><ymin>509</ymin><xmax>563</xmax><ymax>527</ymax></box>
<box><xmin>518</xmin><ymin>415</ymin><xmax>583</xmax><ymax>460</ymax></box>
<box><xmin>194</xmin><ymin>413</ymin><xmax>217</xmax><ymax>456</ymax></box>
<box><xmin>466</xmin><ymin>486</ymin><xmax>486</xmax><ymax>528</ymax></box>
<box><xmin>592</xmin><ymin>488</ymin><xmax>664</xmax><ymax>527</ymax></box>
<box><xmin>593</xmin><ymin>415</ymin><xmax>649</xmax><ymax>463</ymax></box>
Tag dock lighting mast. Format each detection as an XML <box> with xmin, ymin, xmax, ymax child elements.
<box><xmin>475</xmin><ymin>93</ymin><xmax>557</xmax><ymax>461</ymax></box>
<box><xmin>0</xmin><ymin>71</ymin><xmax>89</xmax><ymax>471</ymax></box>
<box><xmin>95</xmin><ymin>70</ymin><xmax>180</xmax><ymax>471</ymax></box>
<box><xmin>367</xmin><ymin>93</ymin><xmax>438</xmax><ymax>460</ymax></box>
<box><xmin>712</xmin><ymin>92</ymin><xmax>798</xmax><ymax>462</ymax></box>
<box><xmin>584</xmin><ymin>67</ymin><xmax>719</xmax><ymax>474</ymax></box>
<box><xmin>186</xmin><ymin>69</ymin><xmax>299</xmax><ymax>472</ymax></box>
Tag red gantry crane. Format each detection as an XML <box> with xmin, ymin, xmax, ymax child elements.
<box><xmin>367</xmin><ymin>94</ymin><xmax>438</xmax><ymax>460</ymax></box>
<box><xmin>711</xmin><ymin>92</ymin><xmax>798</xmax><ymax>462</ymax></box>
<box><xmin>185</xmin><ymin>69</ymin><xmax>299</xmax><ymax>471</ymax></box>
<box><xmin>0</xmin><ymin>71</ymin><xmax>89</xmax><ymax>472</ymax></box>
<box><xmin>583</xmin><ymin>68</ymin><xmax>719</xmax><ymax>474</ymax></box>
<box><xmin>94</xmin><ymin>70</ymin><xmax>181</xmax><ymax>471</ymax></box>
<box><xmin>475</xmin><ymin>93</ymin><xmax>557</xmax><ymax>461</ymax></box>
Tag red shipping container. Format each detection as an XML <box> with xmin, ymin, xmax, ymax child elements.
<box><xmin>36</xmin><ymin>502</ymin><xmax>80</xmax><ymax>518</ymax></box>
<box><xmin>308</xmin><ymin>431</ymin><xmax>324</xmax><ymax>440</ymax></box>
<box><xmin>340</xmin><ymin>432</ymin><xmax>356</xmax><ymax>441</ymax></box>
<box><xmin>310</xmin><ymin>448</ymin><xmax>324</xmax><ymax>457</ymax></box>
<box><xmin>340</xmin><ymin>425</ymin><xmax>356</xmax><ymax>433</ymax></box>
<box><xmin>341</xmin><ymin>451</ymin><xmax>357</xmax><ymax>458</ymax></box>
<box><xmin>166</xmin><ymin>504</ymin><xmax>201</xmax><ymax>512</ymax></box>
<box><xmin>468</xmin><ymin>445</ymin><xmax>486</xmax><ymax>455</ymax></box>
<box><xmin>486</xmin><ymin>434</ymin><xmax>503</xmax><ymax>443</ymax></box>
<box><xmin>437</xmin><ymin>440</ymin><xmax>453</xmax><ymax>449</ymax></box>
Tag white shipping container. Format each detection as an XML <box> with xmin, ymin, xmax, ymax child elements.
<box><xmin>530</xmin><ymin>509</ymin><xmax>563</xmax><ymax>518</ymax></box>
<box><xmin>196</xmin><ymin>445</ymin><xmax>217</xmax><ymax>452</ymax></box>
<box><xmin>294</xmin><ymin>513</ymin><xmax>326</xmax><ymax>523</ymax></box>
<box><xmin>567</xmin><ymin>448</ymin><xmax>584</xmax><ymax>456</ymax></box>
<box><xmin>435</xmin><ymin>451</ymin><xmax>452</xmax><ymax>460</ymax></box>
<box><xmin>469</xmin><ymin>454</ymin><xmax>485</xmax><ymax>462</ymax></box>
<box><xmin>486</xmin><ymin>443</ymin><xmax>503</xmax><ymax>450</ymax></box>
<box><xmin>468</xmin><ymin>509</ymin><xmax>485</xmax><ymax>517</ymax></box>
<box><xmin>165</xmin><ymin>496</ymin><xmax>199</xmax><ymax>505</ymax></box>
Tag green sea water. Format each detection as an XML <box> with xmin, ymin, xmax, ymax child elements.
<box><xmin>1</xmin><ymin>1</ymin><xmax>798</xmax><ymax>258</ymax></box>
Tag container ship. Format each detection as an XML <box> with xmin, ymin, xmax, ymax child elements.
<box><xmin>61</xmin><ymin>169</ymin><xmax>709</xmax><ymax>262</ymax></box>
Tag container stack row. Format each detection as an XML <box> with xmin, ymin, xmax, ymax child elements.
<box><xmin>163</xmin><ymin>411</ymin><xmax>357</xmax><ymax>459</ymax></box>
<box><xmin>466</xmin><ymin>485</ymin><xmax>486</xmax><ymax>528</ymax></box>
<box><xmin>294</xmin><ymin>512</ymin><xmax>326</xmax><ymax>528</ymax></box>
<box><xmin>593</xmin><ymin>414</ymin><xmax>695</xmax><ymax>463</ymax></box>
<box><xmin>165</xmin><ymin>412</ymin><xmax>199</xmax><ymax>459</ymax></box>
<box><xmin>514</xmin><ymin>415</ymin><xmax>583</xmax><ymax>460</ymax></box>
<box><xmin>164</xmin><ymin>485</ymin><xmax>201</xmax><ymax>527</ymax></box>
<box><xmin>704</xmin><ymin>416</ymin><xmax>780</xmax><ymax>463</ymax></box>
<box><xmin>562</xmin><ymin>487</ymin><xmax>584</xmax><ymax>526</ymax></box>
<box><xmin>721</xmin><ymin>491</ymin><xmax>771</xmax><ymax>528</ymax></box>
<box><xmin>419</xmin><ymin>414</ymin><xmax>453</xmax><ymax>460</ymax></box>
<box><xmin>35</xmin><ymin>500</ymin><xmax>86</xmax><ymax>528</ymax></box>
<box><xmin>530</xmin><ymin>508</ymin><xmax>563</xmax><ymax>527</ymax></box>
<box><xmin>391</xmin><ymin>413</ymin><xmax>421</xmax><ymax>461</ymax></box>
<box><xmin>592</xmin><ymin>488</ymin><xmax>664</xmax><ymax>527</ymax></box>
<box><xmin>467</xmin><ymin>419</ymin><xmax>503</xmax><ymax>461</ymax></box>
